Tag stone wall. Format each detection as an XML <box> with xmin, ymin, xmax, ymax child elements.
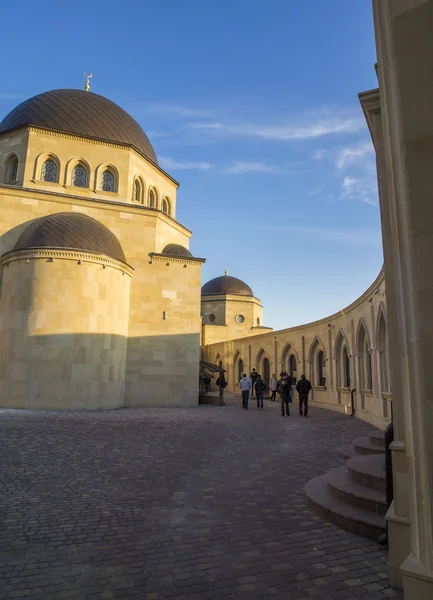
<box><xmin>0</xmin><ymin>251</ymin><xmax>131</xmax><ymax>409</ymax></box>
<box><xmin>203</xmin><ymin>269</ymin><xmax>390</xmax><ymax>430</ymax></box>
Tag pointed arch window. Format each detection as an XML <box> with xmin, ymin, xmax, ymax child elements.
<box><xmin>72</xmin><ymin>164</ymin><xmax>87</xmax><ymax>187</ymax></box>
<box><xmin>149</xmin><ymin>188</ymin><xmax>156</xmax><ymax>208</ymax></box>
<box><xmin>5</xmin><ymin>155</ymin><xmax>19</xmax><ymax>182</ymax></box>
<box><xmin>133</xmin><ymin>179</ymin><xmax>142</xmax><ymax>203</ymax></box>
<box><xmin>101</xmin><ymin>170</ymin><xmax>114</xmax><ymax>192</ymax></box>
<box><xmin>342</xmin><ymin>346</ymin><xmax>351</xmax><ymax>388</ymax></box>
<box><xmin>10</xmin><ymin>158</ymin><xmax>18</xmax><ymax>181</ymax></box>
<box><xmin>289</xmin><ymin>354</ymin><xmax>297</xmax><ymax>382</ymax></box>
<box><xmin>378</xmin><ymin>312</ymin><xmax>389</xmax><ymax>393</ymax></box>
<box><xmin>41</xmin><ymin>159</ymin><xmax>57</xmax><ymax>182</ymax></box>
<box><xmin>162</xmin><ymin>197</ymin><xmax>170</xmax><ymax>215</ymax></box>
<box><xmin>317</xmin><ymin>351</ymin><xmax>326</xmax><ymax>386</ymax></box>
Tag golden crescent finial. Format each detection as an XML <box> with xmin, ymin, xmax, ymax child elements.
<box><xmin>84</xmin><ymin>71</ymin><xmax>93</xmax><ymax>92</ymax></box>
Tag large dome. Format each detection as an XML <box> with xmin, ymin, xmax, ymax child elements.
<box><xmin>13</xmin><ymin>212</ymin><xmax>126</xmax><ymax>263</ymax></box>
<box><xmin>201</xmin><ymin>274</ymin><xmax>253</xmax><ymax>297</ymax></box>
<box><xmin>0</xmin><ymin>89</ymin><xmax>158</xmax><ymax>165</ymax></box>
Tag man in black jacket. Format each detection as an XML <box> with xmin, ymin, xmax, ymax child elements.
<box><xmin>250</xmin><ymin>368</ymin><xmax>258</xmax><ymax>398</ymax></box>
<box><xmin>296</xmin><ymin>375</ymin><xmax>312</xmax><ymax>416</ymax></box>
<box><xmin>277</xmin><ymin>371</ymin><xmax>292</xmax><ymax>416</ymax></box>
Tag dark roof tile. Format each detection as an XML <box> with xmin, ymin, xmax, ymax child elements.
<box><xmin>0</xmin><ymin>89</ymin><xmax>157</xmax><ymax>164</ymax></box>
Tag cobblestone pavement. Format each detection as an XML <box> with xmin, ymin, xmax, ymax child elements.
<box><xmin>0</xmin><ymin>396</ymin><xmax>403</xmax><ymax>600</ymax></box>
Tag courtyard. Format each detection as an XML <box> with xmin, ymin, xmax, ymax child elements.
<box><xmin>0</xmin><ymin>397</ymin><xmax>402</xmax><ymax>600</ymax></box>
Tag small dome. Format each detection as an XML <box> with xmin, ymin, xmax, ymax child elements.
<box><xmin>161</xmin><ymin>243</ymin><xmax>192</xmax><ymax>258</ymax></box>
<box><xmin>0</xmin><ymin>89</ymin><xmax>158</xmax><ymax>165</ymax></box>
<box><xmin>201</xmin><ymin>275</ymin><xmax>253</xmax><ymax>297</ymax></box>
<box><xmin>14</xmin><ymin>213</ymin><xmax>126</xmax><ymax>263</ymax></box>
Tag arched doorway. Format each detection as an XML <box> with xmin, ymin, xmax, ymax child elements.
<box><xmin>262</xmin><ymin>357</ymin><xmax>270</xmax><ymax>392</ymax></box>
<box><xmin>237</xmin><ymin>358</ymin><xmax>244</xmax><ymax>381</ymax></box>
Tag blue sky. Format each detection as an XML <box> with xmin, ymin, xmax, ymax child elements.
<box><xmin>0</xmin><ymin>0</ymin><xmax>381</xmax><ymax>331</ymax></box>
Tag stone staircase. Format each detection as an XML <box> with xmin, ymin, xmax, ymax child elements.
<box><xmin>305</xmin><ymin>430</ymin><xmax>387</xmax><ymax>541</ymax></box>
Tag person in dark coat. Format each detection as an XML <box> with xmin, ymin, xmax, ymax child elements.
<box><xmin>250</xmin><ymin>368</ymin><xmax>258</xmax><ymax>397</ymax></box>
<box><xmin>296</xmin><ymin>374</ymin><xmax>312</xmax><ymax>416</ymax></box>
<box><xmin>277</xmin><ymin>371</ymin><xmax>292</xmax><ymax>416</ymax></box>
<box><xmin>255</xmin><ymin>374</ymin><xmax>266</xmax><ymax>411</ymax></box>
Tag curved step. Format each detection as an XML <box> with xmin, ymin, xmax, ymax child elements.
<box><xmin>337</xmin><ymin>444</ymin><xmax>360</xmax><ymax>460</ymax></box>
<box><xmin>305</xmin><ymin>474</ymin><xmax>386</xmax><ymax>541</ymax></box>
<box><xmin>347</xmin><ymin>454</ymin><xmax>386</xmax><ymax>493</ymax></box>
<box><xmin>327</xmin><ymin>466</ymin><xmax>387</xmax><ymax>515</ymax></box>
<box><xmin>353</xmin><ymin>436</ymin><xmax>385</xmax><ymax>455</ymax></box>
<box><xmin>369</xmin><ymin>430</ymin><xmax>385</xmax><ymax>448</ymax></box>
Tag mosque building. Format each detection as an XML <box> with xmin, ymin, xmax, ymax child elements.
<box><xmin>2</xmin><ymin>4</ymin><xmax>433</xmax><ymax>593</ymax></box>
<box><xmin>0</xmin><ymin>86</ymin><xmax>205</xmax><ymax>410</ymax></box>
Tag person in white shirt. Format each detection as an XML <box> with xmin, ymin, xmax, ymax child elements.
<box><xmin>269</xmin><ymin>373</ymin><xmax>278</xmax><ymax>401</ymax></box>
<box><xmin>239</xmin><ymin>374</ymin><xmax>252</xmax><ymax>410</ymax></box>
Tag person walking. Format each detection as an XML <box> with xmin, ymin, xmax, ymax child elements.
<box><xmin>296</xmin><ymin>374</ymin><xmax>312</xmax><ymax>416</ymax></box>
<box><xmin>239</xmin><ymin>373</ymin><xmax>252</xmax><ymax>410</ymax></box>
<box><xmin>277</xmin><ymin>371</ymin><xmax>292</xmax><ymax>416</ymax></box>
<box><xmin>250</xmin><ymin>368</ymin><xmax>258</xmax><ymax>398</ymax></box>
<box><xmin>255</xmin><ymin>374</ymin><xmax>266</xmax><ymax>411</ymax></box>
<box><xmin>269</xmin><ymin>373</ymin><xmax>278</xmax><ymax>401</ymax></box>
<box><xmin>216</xmin><ymin>374</ymin><xmax>227</xmax><ymax>398</ymax></box>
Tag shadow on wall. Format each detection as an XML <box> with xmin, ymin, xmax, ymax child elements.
<box><xmin>0</xmin><ymin>332</ymin><xmax>201</xmax><ymax>410</ymax></box>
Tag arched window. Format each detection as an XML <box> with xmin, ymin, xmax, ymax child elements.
<box><xmin>366</xmin><ymin>347</ymin><xmax>373</xmax><ymax>390</ymax></box>
<box><xmin>11</xmin><ymin>158</ymin><xmax>18</xmax><ymax>180</ymax></box>
<box><xmin>357</xmin><ymin>322</ymin><xmax>372</xmax><ymax>393</ymax></box>
<box><xmin>378</xmin><ymin>311</ymin><xmax>389</xmax><ymax>393</ymax></box>
<box><xmin>41</xmin><ymin>159</ymin><xmax>57</xmax><ymax>182</ymax></box>
<box><xmin>5</xmin><ymin>155</ymin><xmax>19</xmax><ymax>181</ymax></box>
<box><xmin>101</xmin><ymin>170</ymin><xmax>114</xmax><ymax>192</ymax></box>
<box><xmin>257</xmin><ymin>318</ymin><xmax>260</xmax><ymax>326</ymax></box>
<box><xmin>317</xmin><ymin>351</ymin><xmax>326</xmax><ymax>386</ymax></box>
<box><xmin>342</xmin><ymin>346</ymin><xmax>351</xmax><ymax>388</ymax></box>
<box><xmin>149</xmin><ymin>188</ymin><xmax>157</xmax><ymax>208</ymax></box>
<box><xmin>289</xmin><ymin>354</ymin><xmax>297</xmax><ymax>382</ymax></box>
<box><xmin>133</xmin><ymin>179</ymin><xmax>143</xmax><ymax>203</ymax></box>
<box><xmin>72</xmin><ymin>164</ymin><xmax>87</xmax><ymax>187</ymax></box>
<box><xmin>162</xmin><ymin>197</ymin><xmax>170</xmax><ymax>215</ymax></box>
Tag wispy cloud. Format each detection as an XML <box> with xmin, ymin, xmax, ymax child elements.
<box><xmin>341</xmin><ymin>175</ymin><xmax>378</xmax><ymax>206</ymax></box>
<box><xmin>308</xmin><ymin>188</ymin><xmax>322</xmax><ymax>196</ymax></box>
<box><xmin>190</xmin><ymin>115</ymin><xmax>365</xmax><ymax>142</ymax></box>
<box><xmin>337</xmin><ymin>140</ymin><xmax>374</xmax><ymax>169</ymax></box>
<box><xmin>159</xmin><ymin>156</ymin><xmax>213</xmax><ymax>171</ymax></box>
<box><xmin>312</xmin><ymin>149</ymin><xmax>325</xmax><ymax>160</ymax></box>
<box><xmin>269</xmin><ymin>225</ymin><xmax>382</xmax><ymax>248</ymax></box>
<box><xmin>224</xmin><ymin>161</ymin><xmax>282</xmax><ymax>175</ymax></box>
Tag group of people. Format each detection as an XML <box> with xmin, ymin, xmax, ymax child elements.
<box><xmin>239</xmin><ymin>368</ymin><xmax>312</xmax><ymax>416</ymax></box>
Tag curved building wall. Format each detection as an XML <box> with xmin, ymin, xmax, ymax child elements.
<box><xmin>0</xmin><ymin>251</ymin><xmax>132</xmax><ymax>409</ymax></box>
<box><xmin>203</xmin><ymin>269</ymin><xmax>390</xmax><ymax>430</ymax></box>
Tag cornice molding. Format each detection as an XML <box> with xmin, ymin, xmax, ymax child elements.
<box><xmin>359</xmin><ymin>88</ymin><xmax>381</xmax><ymax>148</ymax></box>
<box><xmin>1</xmin><ymin>248</ymin><xmax>134</xmax><ymax>276</ymax></box>
<box><xmin>28</xmin><ymin>126</ymin><xmax>128</xmax><ymax>152</ymax></box>
<box><xmin>0</xmin><ymin>183</ymin><xmax>192</xmax><ymax>236</ymax></box>
<box><xmin>149</xmin><ymin>252</ymin><xmax>205</xmax><ymax>266</ymax></box>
